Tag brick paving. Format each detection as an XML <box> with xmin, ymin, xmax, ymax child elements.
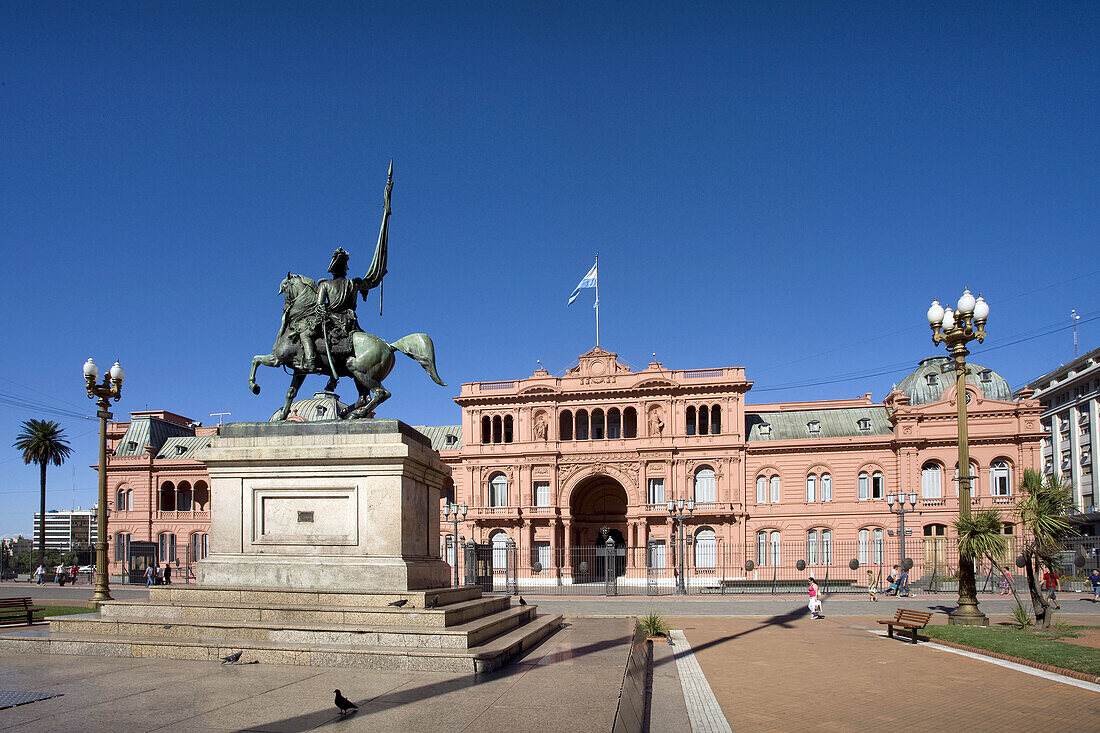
<box><xmin>670</xmin><ymin>613</ymin><xmax>1099</xmax><ymax>731</ymax></box>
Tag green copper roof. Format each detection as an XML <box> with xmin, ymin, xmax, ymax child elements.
<box><xmin>412</xmin><ymin>425</ymin><xmax>462</xmax><ymax>451</ymax></box>
<box><xmin>747</xmin><ymin>407</ymin><xmax>892</xmax><ymax>441</ymax></box>
<box><xmin>155</xmin><ymin>436</ymin><xmax>212</xmax><ymax>460</ymax></box>
<box><xmin>896</xmin><ymin>356</ymin><xmax>1012</xmax><ymax>405</ymax></box>
<box><xmin>114</xmin><ymin>415</ymin><xmax>195</xmax><ymax>457</ymax></box>
<box><xmin>268</xmin><ymin>391</ymin><xmax>349</xmax><ymax>422</ymax></box>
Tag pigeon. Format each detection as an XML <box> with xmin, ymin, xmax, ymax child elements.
<box><xmin>425</xmin><ymin>595</ymin><xmax>439</xmax><ymax>609</ymax></box>
<box><xmin>388</xmin><ymin>599</ymin><xmax>408</xmax><ymax>608</ymax></box>
<box><xmin>666</xmin><ymin>635</ymin><xmax>674</xmax><ymax>646</ymax></box>
<box><xmin>334</xmin><ymin>689</ymin><xmax>358</xmax><ymax>715</ymax></box>
<box><xmin>220</xmin><ymin>651</ymin><xmax>243</xmax><ymax>664</ymax></box>
<box><xmin>519</xmin><ymin>596</ymin><xmax>528</xmax><ymax>606</ymax></box>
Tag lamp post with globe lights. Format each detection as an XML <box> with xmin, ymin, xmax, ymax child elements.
<box><xmin>927</xmin><ymin>288</ymin><xmax>989</xmax><ymax>625</ymax></box>
<box><xmin>886</xmin><ymin>492</ymin><xmax>918</xmax><ymax>574</ymax></box>
<box><xmin>84</xmin><ymin>358</ymin><xmax>124</xmax><ymax>605</ymax></box>
<box><xmin>667</xmin><ymin>497</ymin><xmax>694</xmax><ymax>595</ymax></box>
<box><xmin>442</xmin><ymin>501</ymin><xmax>467</xmax><ymax>587</ymax></box>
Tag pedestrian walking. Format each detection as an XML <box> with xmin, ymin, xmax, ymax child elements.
<box><xmin>897</xmin><ymin>566</ymin><xmax>911</xmax><ymax>596</ymax></box>
<box><xmin>69</xmin><ymin>565</ymin><xmax>78</xmax><ymax>585</ymax></box>
<box><xmin>144</xmin><ymin>563</ymin><xmax>155</xmax><ymax>587</ymax></box>
<box><xmin>866</xmin><ymin>570</ymin><xmax>878</xmax><ymax>602</ymax></box>
<box><xmin>886</xmin><ymin>565</ymin><xmax>899</xmax><ymax>595</ymax></box>
<box><xmin>999</xmin><ymin>568</ymin><xmax>1013</xmax><ymax>596</ymax></box>
<box><xmin>1089</xmin><ymin>570</ymin><xmax>1100</xmax><ymax>603</ymax></box>
<box><xmin>1042</xmin><ymin>567</ymin><xmax>1060</xmax><ymax>609</ymax></box>
<box><xmin>163</xmin><ymin>564</ymin><xmax>172</xmax><ymax>585</ymax></box>
<box><xmin>32</xmin><ymin>564</ymin><xmax>44</xmax><ymax>585</ymax></box>
<box><xmin>808</xmin><ymin>577</ymin><xmax>823</xmax><ymax>619</ymax></box>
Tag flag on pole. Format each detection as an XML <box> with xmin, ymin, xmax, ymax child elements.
<box><xmin>568</xmin><ymin>262</ymin><xmax>598</xmax><ymax>305</ymax></box>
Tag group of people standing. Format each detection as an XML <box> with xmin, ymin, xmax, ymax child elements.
<box><xmin>143</xmin><ymin>563</ymin><xmax>172</xmax><ymax>586</ymax></box>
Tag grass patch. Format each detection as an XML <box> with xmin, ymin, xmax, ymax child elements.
<box><xmin>923</xmin><ymin>624</ymin><xmax>1100</xmax><ymax>677</ymax></box>
<box><xmin>33</xmin><ymin>605</ymin><xmax>96</xmax><ymax>620</ymax></box>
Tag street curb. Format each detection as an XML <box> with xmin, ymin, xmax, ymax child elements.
<box><xmin>928</xmin><ymin>637</ymin><xmax>1100</xmax><ymax>685</ymax></box>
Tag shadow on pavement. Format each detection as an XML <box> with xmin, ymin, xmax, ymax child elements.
<box><xmin>657</xmin><ymin>605</ymin><xmax>811</xmax><ymax>669</ymax></box>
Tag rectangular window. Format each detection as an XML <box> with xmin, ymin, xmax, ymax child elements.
<box><xmin>806</xmin><ymin>475</ymin><xmax>816</xmax><ymax>503</ymax></box>
<box><xmin>872</xmin><ymin>473</ymin><xmax>884</xmax><ymax>500</ymax></box>
<box><xmin>921</xmin><ymin>466</ymin><xmax>942</xmax><ymax>499</ymax></box>
<box><xmin>647</xmin><ymin>478</ymin><xmax>665</xmax><ymax>505</ymax></box>
<box><xmin>822</xmin><ymin>475</ymin><xmax>832</xmax><ymax>502</ymax></box>
<box><xmin>756</xmin><ymin>477</ymin><xmax>766</xmax><ymax>503</ymax></box>
<box><xmin>859</xmin><ymin>529</ymin><xmax>869</xmax><ymax>564</ymax></box>
<box><xmin>770</xmin><ymin>476</ymin><xmax>780</xmax><ymax>503</ymax></box>
<box><xmin>756</xmin><ymin>531</ymin><xmax>767</xmax><ymax>566</ymax></box>
<box><xmin>769</xmin><ymin>531</ymin><xmax>781</xmax><ymax>566</ymax></box>
<box><xmin>858</xmin><ymin>473</ymin><xmax>870</xmax><ymax>500</ymax></box>
<box><xmin>535</xmin><ymin>481</ymin><xmax>551</xmax><ymax>507</ymax></box>
<box><xmin>694</xmin><ymin>471</ymin><xmax>715</xmax><ymax>503</ymax></box>
<box><xmin>873</xmin><ymin>528</ymin><xmax>884</xmax><ymax>564</ymax></box>
<box><xmin>821</xmin><ymin>530</ymin><xmax>832</xmax><ymax>565</ymax></box>
<box><xmin>807</xmin><ymin>530</ymin><xmax>818</xmax><ymax>565</ymax></box>
<box><xmin>534</xmin><ymin>541</ymin><xmax>551</xmax><ymax>570</ymax></box>
<box><xmin>649</xmin><ymin>540</ymin><xmax>666</xmax><ymax>568</ymax></box>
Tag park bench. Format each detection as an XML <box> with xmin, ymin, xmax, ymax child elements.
<box><xmin>877</xmin><ymin>608</ymin><xmax>933</xmax><ymax>644</ymax></box>
<box><xmin>0</xmin><ymin>597</ymin><xmax>43</xmax><ymax>626</ymax></box>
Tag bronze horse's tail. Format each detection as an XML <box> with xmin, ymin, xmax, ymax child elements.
<box><xmin>390</xmin><ymin>333</ymin><xmax>446</xmax><ymax>386</ymax></box>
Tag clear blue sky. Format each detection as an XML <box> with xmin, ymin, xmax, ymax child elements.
<box><xmin>2</xmin><ymin>3</ymin><xmax>1098</xmax><ymax>537</ymax></box>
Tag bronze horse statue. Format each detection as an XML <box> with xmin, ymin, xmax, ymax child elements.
<box><xmin>249</xmin><ymin>273</ymin><xmax>445</xmax><ymax>420</ymax></box>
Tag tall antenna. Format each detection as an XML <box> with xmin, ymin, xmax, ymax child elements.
<box><xmin>1072</xmin><ymin>309</ymin><xmax>1080</xmax><ymax>359</ymax></box>
<box><xmin>210</xmin><ymin>412</ymin><xmax>231</xmax><ymax>427</ymax></box>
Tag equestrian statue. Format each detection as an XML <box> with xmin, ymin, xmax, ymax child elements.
<box><xmin>248</xmin><ymin>163</ymin><xmax>446</xmax><ymax>420</ymax></box>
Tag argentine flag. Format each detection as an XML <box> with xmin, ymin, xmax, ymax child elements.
<box><xmin>567</xmin><ymin>262</ymin><xmax>598</xmax><ymax>305</ymax></box>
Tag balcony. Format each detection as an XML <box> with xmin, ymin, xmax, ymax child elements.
<box><xmin>156</xmin><ymin>510</ymin><xmax>210</xmax><ymax>521</ymax></box>
<box><xmin>922</xmin><ymin>498</ymin><xmax>946</xmax><ymax>507</ymax></box>
<box><xmin>520</xmin><ymin>505</ymin><xmax>558</xmax><ymax>517</ymax></box>
<box><xmin>991</xmin><ymin>496</ymin><xmax>1014</xmax><ymax>505</ymax></box>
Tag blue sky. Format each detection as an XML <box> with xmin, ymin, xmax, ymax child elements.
<box><xmin>1</xmin><ymin>3</ymin><xmax>1098</xmax><ymax>537</ymax></box>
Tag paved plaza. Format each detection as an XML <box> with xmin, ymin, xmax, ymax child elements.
<box><xmin>1</xmin><ymin>586</ymin><xmax>1098</xmax><ymax>731</ymax></box>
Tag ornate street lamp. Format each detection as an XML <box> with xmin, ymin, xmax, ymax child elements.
<box><xmin>84</xmin><ymin>358</ymin><xmax>124</xmax><ymax>605</ymax></box>
<box><xmin>667</xmin><ymin>497</ymin><xmax>694</xmax><ymax>595</ymax></box>
<box><xmin>442</xmin><ymin>501</ymin><xmax>467</xmax><ymax>587</ymax></box>
<box><xmin>886</xmin><ymin>492</ymin><xmax>918</xmax><ymax>575</ymax></box>
<box><xmin>928</xmin><ymin>289</ymin><xmax>990</xmax><ymax>625</ymax></box>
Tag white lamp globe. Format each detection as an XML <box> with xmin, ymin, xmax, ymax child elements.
<box><xmin>926</xmin><ymin>299</ymin><xmax>944</xmax><ymax>326</ymax></box>
<box><xmin>942</xmin><ymin>308</ymin><xmax>955</xmax><ymax>330</ymax></box>
<box><xmin>109</xmin><ymin>360</ymin><xmax>124</xmax><ymax>383</ymax></box>
<box><xmin>957</xmin><ymin>288</ymin><xmax>976</xmax><ymax>316</ymax></box>
<box><xmin>973</xmin><ymin>295</ymin><xmax>989</xmax><ymax>322</ymax></box>
<box><xmin>83</xmin><ymin>358</ymin><xmax>98</xmax><ymax>381</ymax></box>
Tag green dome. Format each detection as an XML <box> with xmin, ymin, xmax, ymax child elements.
<box><xmin>268</xmin><ymin>391</ymin><xmax>348</xmax><ymax>422</ymax></box>
<box><xmin>897</xmin><ymin>356</ymin><xmax>1012</xmax><ymax>405</ymax></box>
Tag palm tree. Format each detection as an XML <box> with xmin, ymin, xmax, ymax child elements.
<box><xmin>1016</xmin><ymin>468</ymin><xmax>1077</xmax><ymax>628</ymax></box>
<box><xmin>954</xmin><ymin>508</ymin><xmax>1025</xmax><ymax>609</ymax></box>
<box><xmin>13</xmin><ymin>420</ymin><xmax>73</xmax><ymax>566</ymax></box>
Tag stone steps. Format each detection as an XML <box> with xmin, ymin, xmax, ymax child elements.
<box><xmin>49</xmin><ymin>604</ymin><xmax>536</xmax><ymax>649</ymax></box>
<box><xmin>0</xmin><ymin>613</ymin><xmax>564</xmax><ymax>673</ymax></box>
<box><xmin>99</xmin><ymin>595</ymin><xmax>508</xmax><ymax>627</ymax></box>
<box><xmin>145</xmin><ymin>584</ymin><xmax>482</xmax><ymax>608</ymax></box>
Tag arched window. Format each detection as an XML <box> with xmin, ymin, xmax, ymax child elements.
<box><xmin>114</xmin><ymin>532</ymin><xmax>130</xmax><ymax>561</ymax></box>
<box><xmin>177</xmin><ymin>481</ymin><xmax>193</xmax><ymax>512</ymax></box>
<box><xmin>693</xmin><ymin>467</ymin><xmax>715</xmax><ymax>503</ymax></box>
<box><xmin>115</xmin><ymin>488</ymin><xmax>128</xmax><ymax>511</ymax></box>
<box><xmin>872</xmin><ymin>471</ymin><xmax>884</xmax><ymax>499</ymax></box>
<box><xmin>492</xmin><ymin>416</ymin><xmax>502</xmax><ymax>444</ymax></box>
<box><xmin>686</xmin><ymin>406</ymin><xmax>697</xmax><ymax>436</ymax></box>
<box><xmin>699</xmin><ymin>405</ymin><xmax>709</xmax><ymax>435</ymax></box>
<box><xmin>575</xmin><ymin>410</ymin><xmax>589</xmax><ymax>441</ymax></box>
<box><xmin>806</xmin><ymin>474</ymin><xmax>817</xmax><ymax>502</ymax></box>
<box><xmin>503</xmin><ymin>415</ymin><xmax>514</xmax><ymax>443</ymax></box>
<box><xmin>769</xmin><ymin>530</ymin><xmax>781</xmax><ymax>566</ymax></box>
<box><xmin>489</xmin><ymin>473</ymin><xmax>508</xmax><ymax>507</ymax></box>
<box><xmin>711</xmin><ymin>405</ymin><xmax>721</xmax><ymax>435</ymax></box>
<box><xmin>159</xmin><ymin>481</ymin><xmax>176</xmax><ymax>512</ymax></box>
<box><xmin>858</xmin><ymin>472</ymin><xmax>870</xmax><ymax>500</ymax></box>
<box><xmin>821</xmin><ymin>529</ymin><xmax>832</xmax><ymax>564</ymax></box>
<box><xmin>756</xmin><ymin>476</ymin><xmax>767</xmax><ymax>503</ymax></box>
<box><xmin>770</xmin><ymin>475</ymin><xmax>781</xmax><ymax>503</ymax></box>
<box><xmin>490</xmin><ymin>531</ymin><xmax>509</xmax><ymax>570</ymax></box>
<box><xmin>807</xmin><ymin>529</ymin><xmax>818</xmax><ymax>564</ymax></box>
<box><xmin>921</xmin><ymin>463</ymin><xmax>942</xmax><ymax>499</ymax></box>
<box><xmin>756</xmin><ymin>530</ymin><xmax>768</xmax><ymax>565</ymax></box>
<box><xmin>953</xmin><ymin>461</ymin><xmax>980</xmax><ymax>496</ymax></box>
<box><xmin>591</xmin><ymin>409</ymin><xmax>605</xmax><ymax>440</ymax></box>
<box><xmin>158</xmin><ymin>532</ymin><xmax>176</xmax><ymax>563</ymax></box>
<box><xmin>694</xmin><ymin>527</ymin><xmax>716</xmax><ymax>568</ymax></box>
<box><xmin>559</xmin><ymin>410</ymin><xmax>573</xmax><ymax>441</ymax></box>
<box><xmin>821</xmin><ymin>474</ymin><xmax>832</xmax><ymax>502</ymax></box>
<box><xmin>991</xmin><ymin>460</ymin><xmax>1012</xmax><ymax>497</ymax></box>
<box><xmin>623</xmin><ymin>407</ymin><xmax>637</xmax><ymax>438</ymax></box>
<box><xmin>482</xmin><ymin>416</ymin><xmax>491</xmax><ymax>444</ymax></box>
<box><xmin>873</xmin><ymin>528</ymin><xmax>884</xmax><ymax>564</ymax></box>
<box><xmin>194</xmin><ymin>481</ymin><xmax>209</xmax><ymax>511</ymax></box>
<box><xmin>607</xmin><ymin>408</ymin><xmax>621</xmax><ymax>439</ymax></box>
<box><xmin>859</xmin><ymin>529</ymin><xmax>869</xmax><ymax>564</ymax></box>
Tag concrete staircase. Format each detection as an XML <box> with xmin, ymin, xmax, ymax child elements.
<box><xmin>0</xmin><ymin>586</ymin><xmax>561</xmax><ymax>673</ymax></box>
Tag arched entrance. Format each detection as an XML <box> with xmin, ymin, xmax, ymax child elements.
<box><xmin>569</xmin><ymin>475</ymin><xmax>629</xmax><ymax>579</ymax></box>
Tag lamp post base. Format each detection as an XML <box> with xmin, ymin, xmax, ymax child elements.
<box><xmin>947</xmin><ymin>602</ymin><xmax>989</xmax><ymax>626</ymax></box>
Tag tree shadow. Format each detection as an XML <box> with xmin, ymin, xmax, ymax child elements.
<box><xmin>654</xmin><ymin>605</ymin><xmax>811</xmax><ymax>669</ymax></box>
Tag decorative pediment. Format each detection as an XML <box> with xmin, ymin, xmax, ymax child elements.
<box><xmin>518</xmin><ymin>385</ymin><xmax>559</xmax><ymax>395</ymax></box>
<box><xmin>567</xmin><ymin>347</ymin><xmax>631</xmax><ymax>378</ymax></box>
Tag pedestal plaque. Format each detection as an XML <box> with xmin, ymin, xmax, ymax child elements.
<box><xmin>195</xmin><ymin>419</ymin><xmax>451</xmax><ymax>590</ymax></box>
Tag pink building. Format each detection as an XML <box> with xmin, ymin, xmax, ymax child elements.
<box><xmin>435</xmin><ymin>348</ymin><xmax>1043</xmax><ymax>589</ymax></box>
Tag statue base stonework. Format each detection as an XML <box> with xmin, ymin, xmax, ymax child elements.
<box><xmin>195</xmin><ymin>419</ymin><xmax>451</xmax><ymax>591</ymax></box>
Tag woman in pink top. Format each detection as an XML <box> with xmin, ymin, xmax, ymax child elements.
<box><xmin>808</xmin><ymin>577</ymin><xmax>823</xmax><ymax>619</ymax></box>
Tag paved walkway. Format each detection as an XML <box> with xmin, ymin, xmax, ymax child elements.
<box><xmin>0</xmin><ymin>618</ymin><xmax>633</xmax><ymax>733</ymax></box>
<box><xmin>668</xmin><ymin>612</ymin><xmax>1099</xmax><ymax>731</ymax></box>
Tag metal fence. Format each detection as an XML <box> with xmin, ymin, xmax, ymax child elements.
<box><xmin>445</xmin><ymin>537</ymin><xmax>1035</xmax><ymax>596</ymax></box>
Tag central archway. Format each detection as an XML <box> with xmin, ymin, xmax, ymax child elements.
<box><xmin>569</xmin><ymin>474</ymin><xmax>629</xmax><ymax>578</ymax></box>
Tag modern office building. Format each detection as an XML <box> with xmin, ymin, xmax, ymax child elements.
<box><xmin>31</xmin><ymin>508</ymin><xmax>98</xmax><ymax>552</ymax></box>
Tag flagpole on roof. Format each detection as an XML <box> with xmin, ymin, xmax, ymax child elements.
<box><xmin>594</xmin><ymin>251</ymin><xmax>600</xmax><ymax>348</ymax></box>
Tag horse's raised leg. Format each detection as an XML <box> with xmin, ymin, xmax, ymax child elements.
<box><xmin>277</xmin><ymin>372</ymin><xmax>307</xmax><ymax>421</ymax></box>
<box><xmin>249</xmin><ymin>353</ymin><xmax>281</xmax><ymax>395</ymax></box>
<box><xmin>347</xmin><ymin>379</ymin><xmax>390</xmax><ymax>419</ymax></box>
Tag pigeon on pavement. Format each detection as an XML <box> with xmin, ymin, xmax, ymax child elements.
<box><xmin>425</xmin><ymin>595</ymin><xmax>439</xmax><ymax>609</ymax></box>
<box><xmin>388</xmin><ymin>599</ymin><xmax>408</xmax><ymax>607</ymax></box>
<box><xmin>519</xmin><ymin>596</ymin><xmax>528</xmax><ymax>606</ymax></box>
<box><xmin>334</xmin><ymin>689</ymin><xmax>358</xmax><ymax>715</ymax></box>
<box><xmin>220</xmin><ymin>651</ymin><xmax>243</xmax><ymax>664</ymax></box>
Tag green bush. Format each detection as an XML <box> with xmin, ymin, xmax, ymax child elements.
<box><xmin>637</xmin><ymin>612</ymin><xmax>670</xmax><ymax>638</ymax></box>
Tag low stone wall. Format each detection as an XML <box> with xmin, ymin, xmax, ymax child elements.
<box><xmin>611</xmin><ymin>623</ymin><xmax>651</xmax><ymax>733</ymax></box>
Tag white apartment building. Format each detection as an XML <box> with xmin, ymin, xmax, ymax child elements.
<box><xmin>31</xmin><ymin>508</ymin><xmax>99</xmax><ymax>552</ymax></box>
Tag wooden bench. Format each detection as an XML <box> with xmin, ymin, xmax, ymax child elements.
<box><xmin>0</xmin><ymin>597</ymin><xmax>44</xmax><ymax>627</ymax></box>
<box><xmin>877</xmin><ymin>608</ymin><xmax>933</xmax><ymax>644</ymax></box>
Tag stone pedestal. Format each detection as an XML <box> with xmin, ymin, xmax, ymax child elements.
<box><xmin>195</xmin><ymin>419</ymin><xmax>451</xmax><ymax>591</ymax></box>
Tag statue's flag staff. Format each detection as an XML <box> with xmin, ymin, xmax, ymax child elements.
<box><xmin>567</xmin><ymin>253</ymin><xmax>599</xmax><ymax>347</ymax></box>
